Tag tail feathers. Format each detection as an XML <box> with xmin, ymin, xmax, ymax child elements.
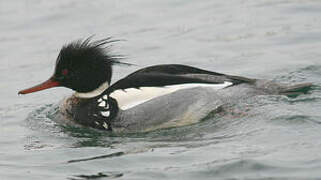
<box><xmin>279</xmin><ymin>82</ymin><xmax>313</xmax><ymax>97</ymax></box>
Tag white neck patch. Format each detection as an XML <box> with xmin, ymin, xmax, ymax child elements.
<box><xmin>74</xmin><ymin>82</ymin><xmax>109</xmax><ymax>98</ymax></box>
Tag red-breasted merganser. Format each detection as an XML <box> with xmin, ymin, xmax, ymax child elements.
<box><xmin>18</xmin><ymin>37</ymin><xmax>312</xmax><ymax>132</ymax></box>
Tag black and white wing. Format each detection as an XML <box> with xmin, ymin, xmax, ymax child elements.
<box><xmin>106</xmin><ymin>64</ymin><xmax>254</xmax><ymax>110</ymax></box>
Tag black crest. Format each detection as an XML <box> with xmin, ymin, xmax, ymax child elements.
<box><xmin>53</xmin><ymin>37</ymin><xmax>125</xmax><ymax>93</ymax></box>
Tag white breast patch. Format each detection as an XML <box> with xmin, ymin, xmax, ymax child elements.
<box><xmin>109</xmin><ymin>81</ymin><xmax>232</xmax><ymax>110</ymax></box>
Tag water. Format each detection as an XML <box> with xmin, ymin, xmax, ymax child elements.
<box><xmin>1</xmin><ymin>0</ymin><xmax>321</xmax><ymax>179</ymax></box>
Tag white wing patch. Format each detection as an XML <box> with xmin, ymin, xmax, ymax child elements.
<box><xmin>101</xmin><ymin>111</ymin><xmax>110</xmax><ymax>117</ymax></box>
<box><xmin>110</xmin><ymin>81</ymin><xmax>232</xmax><ymax>110</ymax></box>
<box><xmin>102</xmin><ymin>122</ymin><xmax>109</xmax><ymax>129</ymax></box>
<box><xmin>98</xmin><ymin>101</ymin><xmax>106</xmax><ymax>107</ymax></box>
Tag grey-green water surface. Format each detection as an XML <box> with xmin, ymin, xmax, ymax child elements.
<box><xmin>1</xmin><ymin>0</ymin><xmax>321</xmax><ymax>179</ymax></box>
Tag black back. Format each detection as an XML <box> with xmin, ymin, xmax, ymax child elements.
<box><xmin>106</xmin><ymin>64</ymin><xmax>254</xmax><ymax>94</ymax></box>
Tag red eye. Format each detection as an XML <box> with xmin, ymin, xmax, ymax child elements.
<box><xmin>62</xmin><ymin>69</ymin><xmax>68</xmax><ymax>76</ymax></box>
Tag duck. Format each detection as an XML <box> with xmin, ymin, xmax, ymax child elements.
<box><xmin>18</xmin><ymin>37</ymin><xmax>312</xmax><ymax>133</ymax></box>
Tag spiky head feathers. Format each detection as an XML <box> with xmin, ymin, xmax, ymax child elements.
<box><xmin>53</xmin><ymin>37</ymin><xmax>122</xmax><ymax>93</ymax></box>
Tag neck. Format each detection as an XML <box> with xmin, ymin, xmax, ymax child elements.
<box><xmin>74</xmin><ymin>82</ymin><xmax>109</xmax><ymax>98</ymax></box>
